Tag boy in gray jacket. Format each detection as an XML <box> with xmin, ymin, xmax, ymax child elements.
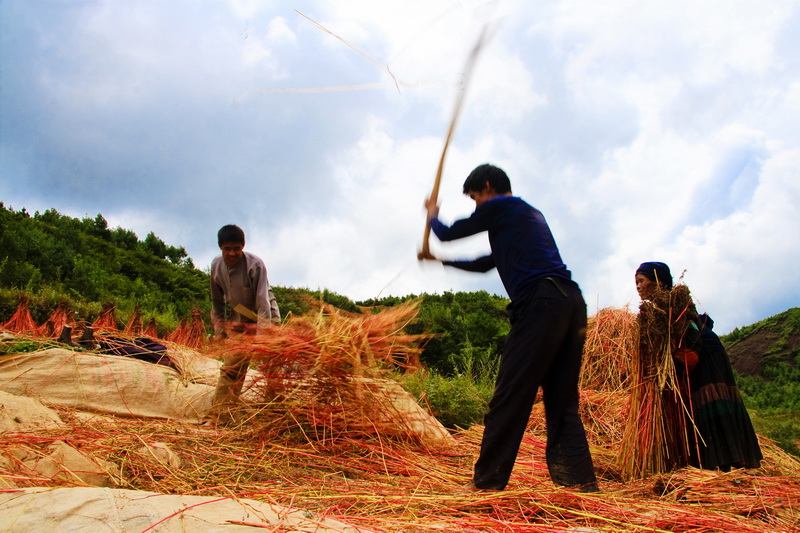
<box><xmin>206</xmin><ymin>224</ymin><xmax>280</xmax><ymax>424</ymax></box>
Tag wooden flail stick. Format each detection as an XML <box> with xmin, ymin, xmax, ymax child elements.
<box><xmin>419</xmin><ymin>26</ymin><xmax>490</xmax><ymax>260</ymax></box>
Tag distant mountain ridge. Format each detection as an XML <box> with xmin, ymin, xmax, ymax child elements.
<box><xmin>721</xmin><ymin>307</ymin><xmax>800</xmax><ymax>377</ymax></box>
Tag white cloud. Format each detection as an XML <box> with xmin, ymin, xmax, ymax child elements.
<box><xmin>672</xmin><ymin>146</ymin><xmax>800</xmax><ymax>327</ymax></box>
<box><xmin>227</xmin><ymin>0</ymin><xmax>267</xmax><ymax>20</ymax></box>
<box><xmin>266</xmin><ymin>16</ymin><xmax>297</xmax><ymax>45</ymax></box>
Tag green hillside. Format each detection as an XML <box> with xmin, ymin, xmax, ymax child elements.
<box><xmin>721</xmin><ymin>309</ymin><xmax>800</xmax><ymax>455</ymax></box>
<box><xmin>0</xmin><ymin>203</ymin><xmax>207</xmax><ymax>333</ymax></box>
<box><xmin>722</xmin><ymin>307</ymin><xmax>800</xmax><ymax>376</ymax></box>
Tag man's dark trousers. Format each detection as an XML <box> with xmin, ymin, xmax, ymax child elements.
<box><xmin>473</xmin><ymin>277</ymin><xmax>597</xmax><ymax>490</ymax></box>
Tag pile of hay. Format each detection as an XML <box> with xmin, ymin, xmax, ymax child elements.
<box><xmin>580</xmin><ymin>306</ymin><xmax>638</xmax><ymax>392</ymax></box>
<box><xmin>214</xmin><ymin>300</ymin><xmax>437</xmax><ymax>443</ymax></box>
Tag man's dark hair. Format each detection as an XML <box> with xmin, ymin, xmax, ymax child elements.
<box><xmin>462</xmin><ymin>164</ymin><xmax>512</xmax><ymax>195</ymax></box>
<box><xmin>218</xmin><ymin>224</ymin><xmax>245</xmax><ymax>246</ymax></box>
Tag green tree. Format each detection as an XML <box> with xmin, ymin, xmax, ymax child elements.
<box><xmin>143</xmin><ymin>232</ymin><xmax>169</xmax><ymax>259</ymax></box>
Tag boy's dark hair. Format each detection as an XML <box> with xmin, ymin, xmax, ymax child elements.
<box><xmin>462</xmin><ymin>164</ymin><xmax>512</xmax><ymax>195</ymax></box>
<box><xmin>218</xmin><ymin>224</ymin><xmax>245</xmax><ymax>246</ymax></box>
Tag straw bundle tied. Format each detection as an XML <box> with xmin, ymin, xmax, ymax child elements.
<box><xmin>123</xmin><ymin>304</ymin><xmax>143</xmax><ymax>336</ymax></box>
<box><xmin>2</xmin><ymin>296</ymin><xmax>38</xmax><ymax>335</ymax></box>
<box><xmin>38</xmin><ymin>301</ymin><xmax>74</xmax><ymax>338</ymax></box>
<box><xmin>143</xmin><ymin>317</ymin><xmax>158</xmax><ymax>338</ymax></box>
<box><xmin>161</xmin><ymin>312</ymin><xmax>206</xmax><ymax>348</ymax></box>
<box><xmin>92</xmin><ymin>301</ymin><xmax>120</xmax><ymax>333</ymax></box>
<box><xmin>617</xmin><ymin>285</ymin><xmax>698</xmax><ymax>479</ymax></box>
<box><xmin>184</xmin><ymin>308</ymin><xmax>208</xmax><ymax>349</ymax></box>
<box><xmin>166</xmin><ymin>316</ymin><xmax>188</xmax><ymax>344</ymax></box>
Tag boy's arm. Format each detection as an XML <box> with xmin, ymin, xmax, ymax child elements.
<box><xmin>443</xmin><ymin>255</ymin><xmax>496</xmax><ymax>272</ymax></box>
<box><xmin>430</xmin><ymin>212</ymin><xmax>489</xmax><ymax>242</ymax></box>
<box><xmin>252</xmin><ymin>260</ymin><xmax>280</xmax><ymax>324</ymax></box>
<box><xmin>267</xmin><ymin>286</ymin><xmax>280</xmax><ymax>324</ymax></box>
<box><xmin>209</xmin><ymin>262</ymin><xmax>227</xmax><ymax>335</ymax></box>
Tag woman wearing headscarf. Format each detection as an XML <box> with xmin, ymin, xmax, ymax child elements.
<box><xmin>632</xmin><ymin>261</ymin><xmax>762</xmax><ymax>472</ymax></box>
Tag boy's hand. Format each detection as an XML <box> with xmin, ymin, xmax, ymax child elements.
<box><xmin>417</xmin><ymin>250</ymin><xmax>440</xmax><ymax>261</ymax></box>
<box><xmin>423</xmin><ymin>197</ymin><xmax>440</xmax><ymax>221</ymax></box>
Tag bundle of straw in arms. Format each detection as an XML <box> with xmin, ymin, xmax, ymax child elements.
<box><xmin>617</xmin><ymin>284</ymin><xmax>699</xmax><ymax>479</ymax></box>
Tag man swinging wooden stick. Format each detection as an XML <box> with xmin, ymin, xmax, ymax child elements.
<box><xmin>418</xmin><ymin>32</ymin><xmax>598</xmax><ymax>493</ymax></box>
<box><xmin>421</xmin><ymin>165</ymin><xmax>598</xmax><ymax>491</ymax></box>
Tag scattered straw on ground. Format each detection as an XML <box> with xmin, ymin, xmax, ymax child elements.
<box><xmin>2</xmin><ymin>394</ymin><xmax>798</xmax><ymax>533</ymax></box>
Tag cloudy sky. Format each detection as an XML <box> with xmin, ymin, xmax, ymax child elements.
<box><xmin>2</xmin><ymin>0</ymin><xmax>799</xmax><ymax>334</ymax></box>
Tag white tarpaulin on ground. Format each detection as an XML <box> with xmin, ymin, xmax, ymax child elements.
<box><xmin>0</xmin><ymin>348</ymin><xmax>453</xmax><ymax>445</ymax></box>
<box><xmin>0</xmin><ymin>388</ymin><xmax>65</xmax><ymax>432</ymax></box>
<box><xmin>0</xmin><ymin>487</ymin><xmax>373</xmax><ymax>532</ymax></box>
<box><xmin>0</xmin><ymin>349</ymin><xmax>213</xmax><ymax>423</ymax></box>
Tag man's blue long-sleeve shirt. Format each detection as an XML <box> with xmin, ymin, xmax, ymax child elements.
<box><xmin>430</xmin><ymin>195</ymin><xmax>572</xmax><ymax>303</ymax></box>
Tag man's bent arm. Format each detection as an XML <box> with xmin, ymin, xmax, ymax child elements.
<box><xmin>443</xmin><ymin>255</ymin><xmax>496</xmax><ymax>273</ymax></box>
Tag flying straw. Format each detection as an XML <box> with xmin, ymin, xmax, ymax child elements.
<box><xmin>295</xmin><ymin>10</ymin><xmax>401</xmax><ymax>94</ymax></box>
